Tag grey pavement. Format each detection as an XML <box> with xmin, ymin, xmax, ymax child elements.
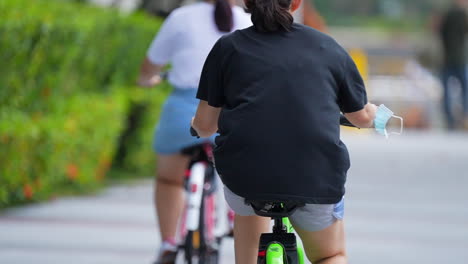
<box><xmin>1</xmin><ymin>131</ymin><xmax>468</xmax><ymax>264</ymax></box>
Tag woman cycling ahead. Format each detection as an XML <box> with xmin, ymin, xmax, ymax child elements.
<box><xmin>192</xmin><ymin>0</ymin><xmax>377</xmax><ymax>263</ymax></box>
<box><xmin>137</xmin><ymin>0</ymin><xmax>250</xmax><ymax>263</ymax></box>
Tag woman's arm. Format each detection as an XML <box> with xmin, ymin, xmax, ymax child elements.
<box><xmin>344</xmin><ymin>103</ymin><xmax>377</xmax><ymax>128</ymax></box>
<box><xmin>137</xmin><ymin>57</ymin><xmax>164</xmax><ymax>87</ymax></box>
<box><xmin>192</xmin><ymin>100</ymin><xmax>221</xmax><ymax>138</ymax></box>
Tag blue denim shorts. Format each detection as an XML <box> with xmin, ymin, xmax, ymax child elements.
<box><xmin>153</xmin><ymin>88</ymin><xmax>215</xmax><ymax>154</ymax></box>
<box><xmin>224</xmin><ymin>186</ymin><xmax>344</xmax><ymax>232</ymax></box>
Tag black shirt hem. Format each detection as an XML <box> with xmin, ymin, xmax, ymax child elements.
<box><xmin>233</xmin><ymin>191</ymin><xmax>344</xmax><ymax>205</ymax></box>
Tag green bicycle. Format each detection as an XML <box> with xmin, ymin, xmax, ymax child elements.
<box><xmin>248</xmin><ymin>201</ymin><xmax>306</xmax><ymax>264</ymax></box>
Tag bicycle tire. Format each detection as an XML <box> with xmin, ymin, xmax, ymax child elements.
<box><xmin>183</xmin><ymin>192</ymin><xmax>212</xmax><ymax>264</ymax></box>
<box><xmin>184</xmin><ymin>230</ymin><xmax>195</xmax><ymax>264</ymax></box>
<box><xmin>201</xmin><ymin>249</ymin><xmax>220</xmax><ymax>264</ymax></box>
<box><xmin>199</xmin><ymin>237</ymin><xmax>221</xmax><ymax>264</ymax></box>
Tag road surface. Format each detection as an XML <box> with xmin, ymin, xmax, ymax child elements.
<box><xmin>1</xmin><ymin>131</ymin><xmax>468</xmax><ymax>264</ymax></box>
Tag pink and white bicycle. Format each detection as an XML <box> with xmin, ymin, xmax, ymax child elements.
<box><xmin>176</xmin><ymin>142</ymin><xmax>233</xmax><ymax>264</ymax></box>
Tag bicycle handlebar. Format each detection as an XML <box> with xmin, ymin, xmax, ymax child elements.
<box><xmin>190</xmin><ymin>126</ymin><xmax>200</xmax><ymax>138</ymax></box>
<box><xmin>339</xmin><ymin>115</ymin><xmax>356</xmax><ymax>128</ymax></box>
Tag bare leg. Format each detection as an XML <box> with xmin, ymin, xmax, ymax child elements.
<box><xmin>294</xmin><ymin>220</ymin><xmax>347</xmax><ymax>264</ymax></box>
<box><xmin>155</xmin><ymin>154</ymin><xmax>191</xmax><ymax>241</ymax></box>
<box><xmin>234</xmin><ymin>214</ymin><xmax>270</xmax><ymax>264</ymax></box>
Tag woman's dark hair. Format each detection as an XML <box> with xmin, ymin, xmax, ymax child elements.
<box><xmin>214</xmin><ymin>0</ymin><xmax>234</xmax><ymax>32</ymax></box>
<box><xmin>245</xmin><ymin>0</ymin><xmax>294</xmax><ymax>32</ymax></box>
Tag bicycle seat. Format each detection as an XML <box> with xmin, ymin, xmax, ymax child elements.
<box><xmin>246</xmin><ymin>200</ymin><xmax>305</xmax><ymax>218</ymax></box>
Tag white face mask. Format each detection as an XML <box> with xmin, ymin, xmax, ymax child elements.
<box><xmin>374</xmin><ymin>104</ymin><xmax>404</xmax><ymax>139</ymax></box>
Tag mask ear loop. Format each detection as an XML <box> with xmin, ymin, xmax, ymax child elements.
<box><xmin>389</xmin><ymin>116</ymin><xmax>404</xmax><ymax>136</ymax></box>
<box><xmin>383</xmin><ymin>129</ymin><xmax>389</xmax><ymax>139</ymax></box>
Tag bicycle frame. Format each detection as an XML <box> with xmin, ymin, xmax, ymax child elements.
<box><xmin>185</xmin><ymin>162</ymin><xmax>207</xmax><ymax>231</ymax></box>
<box><xmin>257</xmin><ymin>211</ymin><xmax>306</xmax><ymax>264</ymax></box>
<box><xmin>282</xmin><ymin>218</ymin><xmax>305</xmax><ymax>264</ymax></box>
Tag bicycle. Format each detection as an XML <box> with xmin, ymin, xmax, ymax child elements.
<box><xmin>174</xmin><ymin>143</ymin><xmax>231</xmax><ymax>264</ymax></box>
<box><xmin>147</xmin><ymin>72</ymin><xmax>231</xmax><ymax>264</ymax></box>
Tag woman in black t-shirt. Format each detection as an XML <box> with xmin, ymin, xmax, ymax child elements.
<box><xmin>192</xmin><ymin>0</ymin><xmax>377</xmax><ymax>263</ymax></box>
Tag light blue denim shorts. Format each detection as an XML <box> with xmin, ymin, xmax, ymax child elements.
<box><xmin>224</xmin><ymin>187</ymin><xmax>344</xmax><ymax>232</ymax></box>
<box><xmin>153</xmin><ymin>88</ymin><xmax>215</xmax><ymax>154</ymax></box>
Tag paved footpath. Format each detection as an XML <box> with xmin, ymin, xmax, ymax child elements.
<box><xmin>1</xmin><ymin>131</ymin><xmax>468</xmax><ymax>264</ymax></box>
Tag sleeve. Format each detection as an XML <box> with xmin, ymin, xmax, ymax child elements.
<box><xmin>146</xmin><ymin>12</ymin><xmax>179</xmax><ymax>65</ymax></box>
<box><xmin>196</xmin><ymin>39</ymin><xmax>225</xmax><ymax>107</ymax></box>
<box><xmin>337</xmin><ymin>52</ymin><xmax>368</xmax><ymax>113</ymax></box>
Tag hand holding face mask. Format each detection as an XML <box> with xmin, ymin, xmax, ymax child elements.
<box><xmin>374</xmin><ymin>104</ymin><xmax>404</xmax><ymax>139</ymax></box>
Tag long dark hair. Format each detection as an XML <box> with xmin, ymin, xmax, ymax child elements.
<box><xmin>245</xmin><ymin>0</ymin><xmax>294</xmax><ymax>32</ymax></box>
<box><xmin>214</xmin><ymin>0</ymin><xmax>234</xmax><ymax>32</ymax></box>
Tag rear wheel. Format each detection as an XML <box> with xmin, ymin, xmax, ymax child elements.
<box><xmin>183</xmin><ymin>230</ymin><xmax>220</xmax><ymax>264</ymax></box>
<box><xmin>183</xmin><ymin>230</ymin><xmax>196</xmax><ymax>264</ymax></box>
<box><xmin>182</xmin><ymin>198</ymin><xmax>221</xmax><ymax>264</ymax></box>
<box><xmin>207</xmin><ymin>245</ymin><xmax>220</xmax><ymax>264</ymax></box>
<box><xmin>199</xmin><ymin>237</ymin><xmax>221</xmax><ymax>264</ymax></box>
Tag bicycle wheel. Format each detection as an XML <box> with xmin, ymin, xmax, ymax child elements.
<box><xmin>183</xmin><ymin>213</ymin><xmax>218</xmax><ymax>264</ymax></box>
<box><xmin>198</xmin><ymin>238</ymin><xmax>220</xmax><ymax>264</ymax></box>
<box><xmin>206</xmin><ymin>238</ymin><xmax>222</xmax><ymax>264</ymax></box>
<box><xmin>184</xmin><ymin>196</ymin><xmax>207</xmax><ymax>264</ymax></box>
<box><xmin>184</xmin><ymin>230</ymin><xmax>200</xmax><ymax>264</ymax></box>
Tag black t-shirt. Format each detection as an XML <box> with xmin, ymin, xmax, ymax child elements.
<box><xmin>197</xmin><ymin>24</ymin><xmax>367</xmax><ymax>204</ymax></box>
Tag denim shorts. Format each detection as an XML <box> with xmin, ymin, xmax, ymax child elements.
<box><xmin>224</xmin><ymin>186</ymin><xmax>344</xmax><ymax>232</ymax></box>
<box><xmin>153</xmin><ymin>88</ymin><xmax>215</xmax><ymax>154</ymax></box>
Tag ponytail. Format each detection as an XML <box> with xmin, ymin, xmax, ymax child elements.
<box><xmin>245</xmin><ymin>0</ymin><xmax>294</xmax><ymax>32</ymax></box>
<box><xmin>214</xmin><ymin>0</ymin><xmax>234</xmax><ymax>32</ymax></box>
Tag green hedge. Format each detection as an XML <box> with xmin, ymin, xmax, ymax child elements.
<box><xmin>0</xmin><ymin>0</ymin><xmax>163</xmax><ymax>109</ymax></box>
<box><xmin>0</xmin><ymin>93</ymin><xmax>127</xmax><ymax>204</ymax></box>
<box><xmin>0</xmin><ymin>0</ymin><xmax>168</xmax><ymax>207</ymax></box>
